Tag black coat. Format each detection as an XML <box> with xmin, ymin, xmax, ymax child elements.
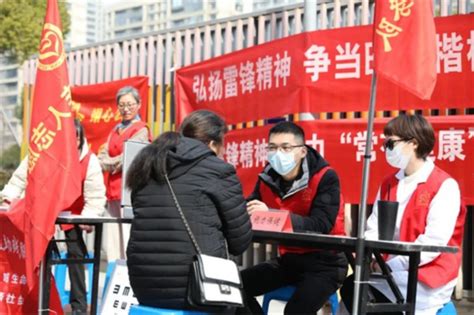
<box><xmin>248</xmin><ymin>146</ymin><xmax>341</xmax><ymax>234</ymax></box>
<box><xmin>127</xmin><ymin>136</ymin><xmax>252</xmax><ymax>310</ymax></box>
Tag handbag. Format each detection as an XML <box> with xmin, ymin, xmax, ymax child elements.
<box><xmin>165</xmin><ymin>175</ymin><xmax>245</xmax><ymax>308</ymax></box>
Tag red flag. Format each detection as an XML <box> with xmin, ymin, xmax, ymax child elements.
<box><xmin>373</xmin><ymin>0</ymin><xmax>437</xmax><ymax>100</ymax></box>
<box><xmin>2</xmin><ymin>0</ymin><xmax>81</xmax><ymax>312</ymax></box>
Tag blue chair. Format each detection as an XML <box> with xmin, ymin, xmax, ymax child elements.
<box><xmin>261</xmin><ymin>285</ymin><xmax>339</xmax><ymax>315</ymax></box>
<box><xmin>129</xmin><ymin>304</ymin><xmax>209</xmax><ymax>315</ymax></box>
<box><xmin>54</xmin><ymin>252</ymin><xmax>93</xmax><ymax>306</ymax></box>
<box><xmin>437</xmin><ymin>301</ymin><xmax>457</xmax><ymax>315</ymax></box>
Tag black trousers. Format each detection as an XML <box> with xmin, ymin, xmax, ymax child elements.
<box><xmin>340</xmin><ymin>274</ymin><xmax>403</xmax><ymax>315</ymax></box>
<box><xmin>237</xmin><ymin>251</ymin><xmax>348</xmax><ymax>315</ymax></box>
<box><xmin>64</xmin><ymin>228</ymin><xmax>87</xmax><ymax>313</ymax></box>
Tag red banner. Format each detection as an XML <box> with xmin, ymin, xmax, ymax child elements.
<box><xmin>224</xmin><ymin>117</ymin><xmax>474</xmax><ymax>205</ymax></box>
<box><xmin>70</xmin><ymin>76</ymin><xmax>149</xmax><ymax>153</ymax></box>
<box><xmin>176</xmin><ymin>15</ymin><xmax>473</xmax><ymax>125</ymax></box>
<box><xmin>0</xmin><ymin>217</ymin><xmax>62</xmax><ymax>313</ymax></box>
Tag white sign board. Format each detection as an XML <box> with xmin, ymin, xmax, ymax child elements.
<box><xmin>100</xmin><ymin>259</ymin><xmax>139</xmax><ymax>314</ymax></box>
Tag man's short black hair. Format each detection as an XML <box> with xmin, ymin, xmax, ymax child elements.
<box><xmin>269</xmin><ymin>121</ymin><xmax>305</xmax><ymax>144</ymax></box>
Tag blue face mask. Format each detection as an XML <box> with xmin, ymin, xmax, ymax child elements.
<box><xmin>267</xmin><ymin>151</ymin><xmax>296</xmax><ymax>176</ymax></box>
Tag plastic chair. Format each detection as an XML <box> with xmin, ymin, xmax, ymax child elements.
<box><xmin>129</xmin><ymin>304</ymin><xmax>209</xmax><ymax>315</ymax></box>
<box><xmin>54</xmin><ymin>252</ymin><xmax>93</xmax><ymax>306</ymax></box>
<box><xmin>261</xmin><ymin>285</ymin><xmax>339</xmax><ymax>315</ymax></box>
<box><xmin>437</xmin><ymin>301</ymin><xmax>457</xmax><ymax>315</ymax></box>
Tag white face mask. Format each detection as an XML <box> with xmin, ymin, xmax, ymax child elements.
<box><xmin>385</xmin><ymin>142</ymin><xmax>411</xmax><ymax>169</ymax></box>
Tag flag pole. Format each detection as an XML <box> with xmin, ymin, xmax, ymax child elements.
<box><xmin>38</xmin><ymin>258</ymin><xmax>45</xmax><ymax>314</ymax></box>
<box><xmin>351</xmin><ymin>72</ymin><xmax>377</xmax><ymax>314</ymax></box>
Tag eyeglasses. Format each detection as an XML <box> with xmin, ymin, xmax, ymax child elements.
<box><xmin>383</xmin><ymin>138</ymin><xmax>412</xmax><ymax>150</ymax></box>
<box><xmin>118</xmin><ymin>102</ymin><xmax>138</xmax><ymax>110</ymax></box>
<box><xmin>266</xmin><ymin>144</ymin><xmax>304</xmax><ymax>153</ymax></box>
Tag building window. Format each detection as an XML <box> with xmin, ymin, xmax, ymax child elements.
<box><xmin>129</xmin><ymin>7</ymin><xmax>143</xmax><ymax>24</ymax></box>
<box><xmin>130</xmin><ymin>27</ymin><xmax>142</xmax><ymax>35</ymax></box>
<box><xmin>115</xmin><ymin>10</ymin><xmax>128</xmax><ymax>25</ymax></box>
<box><xmin>0</xmin><ymin>82</ymin><xmax>17</xmax><ymax>93</ymax></box>
<box><xmin>114</xmin><ymin>30</ymin><xmax>126</xmax><ymax>37</ymax></box>
<box><xmin>0</xmin><ymin>95</ymin><xmax>17</xmax><ymax>105</ymax></box>
<box><xmin>0</xmin><ymin>69</ymin><xmax>17</xmax><ymax>80</ymax></box>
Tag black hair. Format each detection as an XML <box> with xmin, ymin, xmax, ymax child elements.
<box><xmin>269</xmin><ymin>121</ymin><xmax>305</xmax><ymax>144</ymax></box>
<box><xmin>126</xmin><ymin>131</ymin><xmax>180</xmax><ymax>192</ymax></box>
<box><xmin>179</xmin><ymin>110</ymin><xmax>227</xmax><ymax>145</ymax></box>
<box><xmin>127</xmin><ymin>110</ymin><xmax>228</xmax><ymax>192</ymax></box>
<box><xmin>74</xmin><ymin>119</ymin><xmax>85</xmax><ymax>151</ymax></box>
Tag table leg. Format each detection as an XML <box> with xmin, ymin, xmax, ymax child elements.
<box><xmin>90</xmin><ymin>223</ymin><xmax>103</xmax><ymax>315</ymax></box>
<box><xmin>357</xmin><ymin>249</ymin><xmax>372</xmax><ymax>315</ymax></box>
<box><xmin>406</xmin><ymin>252</ymin><xmax>420</xmax><ymax>315</ymax></box>
<box><xmin>39</xmin><ymin>242</ymin><xmax>53</xmax><ymax>314</ymax></box>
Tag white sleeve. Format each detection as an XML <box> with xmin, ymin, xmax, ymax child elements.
<box><xmin>387</xmin><ymin>178</ymin><xmax>461</xmax><ymax>272</ymax></box>
<box><xmin>0</xmin><ymin>157</ymin><xmax>28</xmax><ymax>201</ymax></box>
<box><xmin>81</xmin><ymin>154</ymin><xmax>107</xmax><ymax>217</ymax></box>
<box><xmin>364</xmin><ymin>189</ymin><xmax>381</xmax><ymax>241</ymax></box>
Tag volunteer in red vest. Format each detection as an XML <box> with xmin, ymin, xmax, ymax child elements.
<box><xmin>339</xmin><ymin>114</ymin><xmax>466</xmax><ymax>315</ymax></box>
<box><xmin>237</xmin><ymin>122</ymin><xmax>348</xmax><ymax>315</ymax></box>
<box><xmin>0</xmin><ymin>119</ymin><xmax>106</xmax><ymax>313</ymax></box>
<box><xmin>98</xmin><ymin>86</ymin><xmax>151</xmax><ymax>261</ymax></box>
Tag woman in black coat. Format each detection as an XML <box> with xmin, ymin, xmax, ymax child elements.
<box><xmin>126</xmin><ymin>110</ymin><xmax>253</xmax><ymax>310</ymax></box>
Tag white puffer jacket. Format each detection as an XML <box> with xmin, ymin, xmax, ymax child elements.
<box><xmin>1</xmin><ymin>140</ymin><xmax>106</xmax><ymax>216</ymax></box>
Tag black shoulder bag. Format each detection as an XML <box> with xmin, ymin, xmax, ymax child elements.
<box><xmin>165</xmin><ymin>174</ymin><xmax>245</xmax><ymax>309</ymax></box>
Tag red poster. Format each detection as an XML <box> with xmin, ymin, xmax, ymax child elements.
<box><xmin>70</xmin><ymin>76</ymin><xmax>149</xmax><ymax>154</ymax></box>
<box><xmin>225</xmin><ymin>117</ymin><xmax>474</xmax><ymax>205</ymax></box>
<box><xmin>176</xmin><ymin>15</ymin><xmax>473</xmax><ymax>125</ymax></box>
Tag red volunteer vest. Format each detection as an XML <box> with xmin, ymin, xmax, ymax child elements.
<box><xmin>259</xmin><ymin>166</ymin><xmax>345</xmax><ymax>255</ymax></box>
<box><xmin>62</xmin><ymin>152</ymin><xmax>91</xmax><ymax>231</ymax></box>
<box><xmin>380</xmin><ymin>166</ymin><xmax>466</xmax><ymax>289</ymax></box>
<box><xmin>106</xmin><ymin>120</ymin><xmax>149</xmax><ymax>200</ymax></box>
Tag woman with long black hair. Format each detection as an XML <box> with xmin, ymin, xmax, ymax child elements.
<box><xmin>126</xmin><ymin>110</ymin><xmax>252</xmax><ymax>311</ymax></box>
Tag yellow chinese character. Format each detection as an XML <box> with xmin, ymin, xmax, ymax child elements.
<box><xmin>389</xmin><ymin>0</ymin><xmax>414</xmax><ymax>21</ymax></box>
<box><xmin>71</xmin><ymin>101</ymin><xmax>85</xmax><ymax>121</ymax></box>
<box><xmin>101</xmin><ymin>107</ymin><xmax>114</xmax><ymax>123</ymax></box>
<box><xmin>71</xmin><ymin>101</ymin><xmax>81</xmax><ymax>113</ymax></box>
<box><xmin>27</xmin><ymin>146</ymin><xmax>41</xmax><ymax>173</ymax></box>
<box><xmin>31</xmin><ymin>122</ymin><xmax>56</xmax><ymax>151</ymax></box>
<box><xmin>114</xmin><ymin>109</ymin><xmax>122</xmax><ymax>122</ymax></box>
<box><xmin>89</xmin><ymin>108</ymin><xmax>103</xmax><ymax>123</ymax></box>
<box><xmin>61</xmin><ymin>86</ymin><xmax>72</xmax><ymax>107</ymax></box>
<box><xmin>48</xmin><ymin>106</ymin><xmax>72</xmax><ymax>131</ymax></box>
<box><xmin>375</xmin><ymin>17</ymin><xmax>403</xmax><ymax>52</ymax></box>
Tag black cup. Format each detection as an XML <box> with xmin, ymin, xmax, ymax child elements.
<box><xmin>377</xmin><ymin>200</ymin><xmax>399</xmax><ymax>241</ymax></box>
